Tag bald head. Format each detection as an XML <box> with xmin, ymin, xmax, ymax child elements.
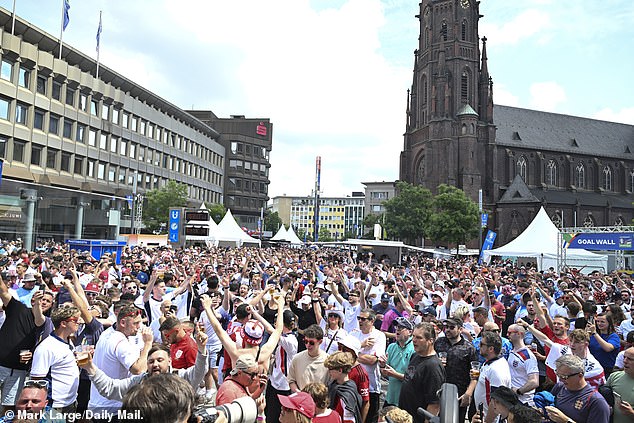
<box><xmin>507</xmin><ymin>324</ymin><xmax>525</xmax><ymax>335</ymax></box>
<box><xmin>483</xmin><ymin>322</ymin><xmax>499</xmax><ymax>332</ymax></box>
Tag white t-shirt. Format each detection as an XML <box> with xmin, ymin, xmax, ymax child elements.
<box><xmin>134</xmin><ymin>292</ymin><xmax>175</xmax><ymax>324</ymax></box>
<box><xmin>319</xmin><ymin>319</ymin><xmax>348</xmax><ymax>355</ymax></box>
<box><xmin>507</xmin><ymin>347</ymin><xmax>539</xmax><ymax>405</ymax></box>
<box><xmin>88</xmin><ymin>327</ymin><xmax>141</xmax><ymax>410</ymax></box>
<box><xmin>351</xmin><ymin>328</ymin><xmax>386</xmax><ymax>394</ymax></box>
<box><xmin>270</xmin><ymin>333</ymin><xmax>299</xmax><ymax>391</ymax></box>
<box><xmin>619</xmin><ymin>319</ymin><xmax>634</xmax><ymax>341</ymax></box>
<box><xmin>545</xmin><ymin>343</ymin><xmax>605</xmax><ymax>389</ymax></box>
<box><xmin>340</xmin><ymin>299</ymin><xmax>361</xmax><ymax>333</ymax></box>
<box><xmin>474</xmin><ymin>357</ymin><xmax>511</xmax><ymax>418</ymax></box>
<box><xmin>31</xmin><ymin>334</ymin><xmax>80</xmax><ymax>408</ymax></box>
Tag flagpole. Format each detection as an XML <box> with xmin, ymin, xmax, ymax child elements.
<box><xmin>96</xmin><ymin>11</ymin><xmax>102</xmax><ymax>79</ymax></box>
<box><xmin>11</xmin><ymin>0</ymin><xmax>16</xmax><ymax>35</ymax></box>
<box><xmin>58</xmin><ymin>0</ymin><xmax>65</xmax><ymax>59</ymax></box>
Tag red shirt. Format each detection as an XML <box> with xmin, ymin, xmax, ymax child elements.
<box><xmin>540</xmin><ymin>324</ymin><xmax>569</xmax><ymax>382</ymax></box>
<box><xmin>348</xmin><ymin>364</ymin><xmax>370</xmax><ymax>401</ymax></box>
<box><xmin>170</xmin><ymin>335</ymin><xmax>198</xmax><ymax>369</ymax></box>
<box><xmin>216</xmin><ymin>377</ymin><xmax>250</xmax><ymax>406</ymax></box>
<box><xmin>314</xmin><ymin>409</ymin><xmax>342</xmax><ymax>423</ymax></box>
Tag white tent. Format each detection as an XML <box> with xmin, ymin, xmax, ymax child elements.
<box><xmin>185</xmin><ymin>203</ymin><xmax>218</xmax><ymax>246</ymax></box>
<box><xmin>215</xmin><ymin>209</ymin><xmax>261</xmax><ymax>246</ymax></box>
<box><xmin>285</xmin><ymin>226</ymin><xmax>303</xmax><ymax>244</ymax></box>
<box><xmin>270</xmin><ymin>225</ymin><xmax>288</xmax><ymax>241</ymax></box>
<box><xmin>482</xmin><ymin>207</ymin><xmax>608</xmax><ymax>272</ymax></box>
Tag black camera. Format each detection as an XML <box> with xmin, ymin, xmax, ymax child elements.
<box><xmin>0</xmin><ymin>257</ymin><xmax>9</xmax><ymax>267</ymax></box>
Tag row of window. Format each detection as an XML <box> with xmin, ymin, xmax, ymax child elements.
<box><xmin>0</xmin><ymin>137</ymin><xmax>223</xmax><ymax>191</ymax></box>
<box><xmin>291</xmin><ymin>214</ymin><xmax>345</xmax><ymax>221</ymax></box>
<box><xmin>230</xmin><ymin>141</ymin><xmax>270</xmax><ymax>159</ymax></box>
<box><xmin>1</xmin><ymin>58</ymin><xmax>217</xmax><ymax>158</ymax></box>
<box><xmin>228</xmin><ymin>160</ymin><xmax>269</xmax><ymax>176</ymax></box>
<box><xmin>551</xmin><ymin>213</ymin><xmax>626</xmax><ymax>228</ymax></box>
<box><xmin>516</xmin><ymin>157</ymin><xmax>634</xmax><ymax>192</ymax></box>
<box><xmin>225</xmin><ymin>196</ymin><xmax>266</xmax><ymax>210</ymax></box>
<box><xmin>227</xmin><ymin>178</ymin><xmax>268</xmax><ymax>195</ymax></box>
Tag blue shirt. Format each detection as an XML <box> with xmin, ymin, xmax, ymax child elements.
<box><xmin>473</xmin><ymin>336</ymin><xmax>513</xmax><ymax>364</ymax></box>
<box><xmin>589</xmin><ymin>332</ymin><xmax>620</xmax><ymax>370</ymax></box>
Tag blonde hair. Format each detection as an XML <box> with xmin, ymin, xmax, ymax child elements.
<box><xmin>303</xmin><ymin>382</ymin><xmax>329</xmax><ymax>409</ymax></box>
<box><xmin>454</xmin><ymin>305</ymin><xmax>470</xmax><ymax>321</ymax></box>
<box><xmin>386</xmin><ymin>408</ymin><xmax>413</xmax><ymax>423</ymax></box>
<box><xmin>569</xmin><ymin>328</ymin><xmax>590</xmax><ymax>343</ymax></box>
<box><xmin>324</xmin><ymin>351</ymin><xmax>355</xmax><ymax>373</ymax></box>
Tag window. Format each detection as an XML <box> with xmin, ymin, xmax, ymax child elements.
<box><xmin>76</xmin><ymin>125</ymin><xmax>86</xmax><ymax>143</ymax></box>
<box><xmin>36</xmin><ymin>75</ymin><xmax>47</xmax><ymax>94</ymax></box>
<box><xmin>110</xmin><ymin>137</ymin><xmax>118</xmax><ymax>153</ymax></box>
<box><xmin>100</xmin><ymin>133</ymin><xmax>108</xmax><ymax>150</ymax></box>
<box><xmin>603</xmin><ymin>166</ymin><xmax>612</xmax><ymax>191</ymax></box>
<box><xmin>0</xmin><ymin>98</ymin><xmax>9</xmax><ymax>120</ymax></box>
<box><xmin>34</xmin><ymin>109</ymin><xmax>45</xmax><ymax>130</ymax></box>
<box><xmin>65</xmin><ymin>87</ymin><xmax>75</xmax><ymax>106</ymax></box>
<box><xmin>79</xmin><ymin>94</ymin><xmax>88</xmax><ymax>111</ymax></box>
<box><xmin>147</xmin><ymin>124</ymin><xmax>153</xmax><ymax>139</ymax></box>
<box><xmin>462</xmin><ymin>19</ymin><xmax>468</xmax><ymax>41</ymax></box>
<box><xmin>88</xmin><ymin>129</ymin><xmax>97</xmax><ymax>147</ymax></box>
<box><xmin>63</xmin><ymin>119</ymin><xmax>73</xmax><ymax>138</ymax></box>
<box><xmin>87</xmin><ymin>160</ymin><xmax>95</xmax><ymax>177</ymax></box>
<box><xmin>111</xmin><ymin>108</ymin><xmax>119</xmax><ymax>124</ymax></box>
<box><xmin>129</xmin><ymin>143</ymin><xmax>136</xmax><ymax>159</ymax></box>
<box><xmin>441</xmin><ymin>20</ymin><xmax>448</xmax><ymax>41</ymax></box>
<box><xmin>231</xmin><ymin>142</ymin><xmax>238</xmax><ymax>154</ymax></box>
<box><xmin>74</xmin><ymin>156</ymin><xmax>83</xmax><ymax>175</ymax></box>
<box><xmin>140</xmin><ymin>120</ymin><xmax>146</xmax><ymax>135</ymax></box>
<box><xmin>49</xmin><ymin>115</ymin><xmax>60</xmax><ymax>135</ymax></box>
<box><xmin>108</xmin><ymin>166</ymin><xmax>116</xmax><ymax>182</ymax></box>
<box><xmin>31</xmin><ymin>145</ymin><xmax>43</xmax><ymax>166</ymax></box>
<box><xmin>138</xmin><ymin>146</ymin><xmax>144</xmax><ymax>161</ymax></box>
<box><xmin>546</xmin><ymin>160</ymin><xmax>557</xmax><ymax>186</ymax></box>
<box><xmin>52</xmin><ymin>81</ymin><xmax>62</xmax><ymax>101</ymax></box>
<box><xmin>118</xmin><ymin>169</ymin><xmax>126</xmax><ymax>184</ymax></box>
<box><xmin>517</xmin><ymin>156</ymin><xmax>527</xmax><ymax>182</ymax></box>
<box><xmin>131</xmin><ymin>116</ymin><xmax>138</xmax><ymax>132</ymax></box>
<box><xmin>630</xmin><ymin>170</ymin><xmax>634</xmax><ymax>192</ymax></box>
<box><xmin>0</xmin><ymin>137</ymin><xmax>6</xmax><ymax>158</ymax></box>
<box><xmin>18</xmin><ymin>67</ymin><xmax>29</xmax><ymax>88</ymax></box>
<box><xmin>575</xmin><ymin>163</ymin><xmax>585</xmax><ymax>189</ymax></box>
<box><xmin>90</xmin><ymin>100</ymin><xmax>98</xmax><ymax>116</ymax></box>
<box><xmin>61</xmin><ymin>152</ymin><xmax>71</xmax><ymax>172</ymax></box>
<box><xmin>13</xmin><ymin>140</ymin><xmax>25</xmax><ymax>162</ymax></box>
<box><xmin>97</xmin><ymin>162</ymin><xmax>105</xmax><ymax>179</ymax></box>
<box><xmin>119</xmin><ymin>139</ymin><xmax>127</xmax><ymax>156</ymax></box>
<box><xmin>1</xmin><ymin>60</ymin><xmax>12</xmax><ymax>81</ymax></box>
<box><xmin>461</xmin><ymin>71</ymin><xmax>469</xmax><ymax>103</ymax></box>
<box><xmin>15</xmin><ymin>103</ymin><xmax>27</xmax><ymax>125</ymax></box>
<box><xmin>122</xmin><ymin>113</ymin><xmax>129</xmax><ymax>128</ymax></box>
<box><xmin>46</xmin><ymin>148</ymin><xmax>58</xmax><ymax>169</ymax></box>
<box><xmin>101</xmin><ymin>104</ymin><xmax>109</xmax><ymax>120</ymax></box>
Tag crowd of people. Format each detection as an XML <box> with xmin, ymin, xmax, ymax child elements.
<box><xmin>0</xmin><ymin>240</ymin><xmax>632</xmax><ymax>423</ymax></box>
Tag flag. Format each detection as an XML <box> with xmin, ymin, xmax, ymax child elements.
<box><xmin>62</xmin><ymin>0</ymin><xmax>70</xmax><ymax>31</ymax></box>
<box><xmin>96</xmin><ymin>13</ymin><xmax>102</xmax><ymax>52</ymax></box>
<box><xmin>0</xmin><ymin>159</ymin><xmax>4</xmax><ymax>188</ymax></box>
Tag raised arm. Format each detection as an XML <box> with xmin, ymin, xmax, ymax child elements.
<box><xmin>259</xmin><ymin>296</ymin><xmax>286</xmax><ymax>362</ymax></box>
<box><xmin>62</xmin><ymin>279</ymin><xmax>93</xmax><ymax>324</ymax></box>
<box><xmin>142</xmin><ymin>270</ymin><xmax>158</xmax><ymax>303</ymax></box>
<box><xmin>31</xmin><ymin>291</ymin><xmax>46</xmax><ymax>327</ymax></box>
<box><xmin>394</xmin><ymin>282</ymin><xmax>414</xmax><ymax>315</ymax></box>
<box><xmin>0</xmin><ymin>272</ymin><xmax>12</xmax><ymax>307</ymax></box>
<box><xmin>329</xmin><ymin>279</ymin><xmax>346</xmax><ymax>306</ymax></box>
<box><xmin>201</xmin><ymin>294</ymin><xmax>239</xmax><ymax>362</ymax></box>
<box><xmin>518</xmin><ymin>320</ymin><xmax>553</xmax><ymax>348</ymax></box>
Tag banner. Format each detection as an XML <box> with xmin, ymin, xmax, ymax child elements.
<box><xmin>168</xmin><ymin>208</ymin><xmax>181</xmax><ymax>243</ymax></box>
<box><xmin>564</xmin><ymin>232</ymin><xmax>633</xmax><ymax>251</ymax></box>
<box><xmin>478</xmin><ymin>230</ymin><xmax>496</xmax><ymax>264</ymax></box>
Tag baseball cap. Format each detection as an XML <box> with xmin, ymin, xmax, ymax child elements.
<box><xmin>277</xmin><ymin>392</ymin><xmax>315</xmax><ymax>419</ymax></box>
<box><xmin>395</xmin><ymin>317</ymin><xmax>414</xmax><ymax>331</ymax></box>
<box><xmin>381</xmin><ymin>293</ymin><xmax>390</xmax><ymax>302</ymax></box>
<box><xmin>554</xmin><ymin>291</ymin><xmax>564</xmax><ymax>300</ymax></box>
<box><xmin>297</xmin><ymin>295</ymin><xmax>311</xmax><ymax>306</ymax></box>
<box><xmin>231</xmin><ymin>354</ymin><xmax>257</xmax><ymax>375</ymax></box>
<box><xmin>338</xmin><ymin>335</ymin><xmax>361</xmax><ymax>356</ymax></box>
<box><xmin>443</xmin><ymin>317</ymin><xmax>463</xmax><ymax>327</ymax></box>
<box><xmin>240</xmin><ymin>320</ymin><xmax>264</xmax><ymax>346</ymax></box>
<box><xmin>283</xmin><ymin>310</ymin><xmax>296</xmax><ymax>327</ymax></box>
<box><xmin>85</xmin><ymin>282</ymin><xmax>101</xmax><ymax>294</ymax></box>
<box><xmin>421</xmin><ymin>306</ymin><xmax>436</xmax><ymax>316</ymax></box>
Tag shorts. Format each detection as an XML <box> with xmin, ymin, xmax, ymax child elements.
<box><xmin>0</xmin><ymin>366</ymin><xmax>28</xmax><ymax>406</ymax></box>
<box><xmin>206</xmin><ymin>346</ymin><xmax>222</xmax><ymax>369</ymax></box>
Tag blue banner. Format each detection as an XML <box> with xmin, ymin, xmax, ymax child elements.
<box><xmin>481</xmin><ymin>213</ymin><xmax>488</xmax><ymax>227</ymax></box>
<box><xmin>479</xmin><ymin>230</ymin><xmax>497</xmax><ymax>264</ymax></box>
<box><xmin>168</xmin><ymin>209</ymin><xmax>181</xmax><ymax>243</ymax></box>
<box><xmin>566</xmin><ymin>232</ymin><xmax>633</xmax><ymax>251</ymax></box>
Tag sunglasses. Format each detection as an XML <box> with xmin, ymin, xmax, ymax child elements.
<box><xmin>242</xmin><ymin>370</ymin><xmax>259</xmax><ymax>379</ymax></box>
<box><xmin>304</xmin><ymin>339</ymin><xmax>318</xmax><ymax>346</ymax></box>
<box><xmin>443</xmin><ymin>325</ymin><xmax>456</xmax><ymax>330</ymax></box>
<box><xmin>328</xmin><ymin>314</ymin><xmax>340</xmax><ymax>319</ymax></box>
<box><xmin>557</xmin><ymin>372</ymin><xmax>581</xmax><ymax>380</ymax></box>
<box><xmin>24</xmin><ymin>380</ymin><xmax>49</xmax><ymax>389</ymax></box>
<box><xmin>65</xmin><ymin>317</ymin><xmax>79</xmax><ymax>323</ymax></box>
<box><xmin>357</xmin><ymin>316</ymin><xmax>371</xmax><ymax>322</ymax></box>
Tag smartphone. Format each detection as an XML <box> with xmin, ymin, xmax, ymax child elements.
<box><xmin>39</xmin><ymin>284</ymin><xmax>47</xmax><ymax>292</ymax></box>
<box><xmin>478</xmin><ymin>403</ymin><xmax>484</xmax><ymax>417</ymax></box>
<box><xmin>169</xmin><ymin>305</ymin><xmax>178</xmax><ymax>313</ymax></box>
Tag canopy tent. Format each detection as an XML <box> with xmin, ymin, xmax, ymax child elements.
<box><xmin>482</xmin><ymin>207</ymin><xmax>608</xmax><ymax>272</ymax></box>
<box><xmin>185</xmin><ymin>203</ymin><xmax>218</xmax><ymax>246</ymax></box>
<box><xmin>270</xmin><ymin>225</ymin><xmax>288</xmax><ymax>241</ymax></box>
<box><xmin>285</xmin><ymin>226</ymin><xmax>303</xmax><ymax>244</ymax></box>
<box><xmin>215</xmin><ymin>209</ymin><xmax>261</xmax><ymax>247</ymax></box>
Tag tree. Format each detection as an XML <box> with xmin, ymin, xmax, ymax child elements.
<box><xmin>318</xmin><ymin>226</ymin><xmax>333</xmax><ymax>242</ymax></box>
<box><xmin>363</xmin><ymin>213</ymin><xmax>383</xmax><ymax>232</ymax></box>
<box><xmin>264</xmin><ymin>211</ymin><xmax>283</xmax><ymax>232</ymax></box>
<box><xmin>204</xmin><ymin>202</ymin><xmax>226</xmax><ymax>223</ymax></box>
<box><xmin>383</xmin><ymin>181</ymin><xmax>433</xmax><ymax>243</ymax></box>
<box><xmin>143</xmin><ymin>181</ymin><xmax>188</xmax><ymax>233</ymax></box>
<box><xmin>297</xmin><ymin>228</ymin><xmax>307</xmax><ymax>242</ymax></box>
<box><xmin>425</xmin><ymin>184</ymin><xmax>479</xmax><ymax>251</ymax></box>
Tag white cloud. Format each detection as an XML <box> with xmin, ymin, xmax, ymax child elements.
<box><xmin>592</xmin><ymin>108</ymin><xmax>634</xmax><ymax>125</ymax></box>
<box><xmin>529</xmin><ymin>82</ymin><xmax>567</xmax><ymax>112</ymax></box>
<box><xmin>480</xmin><ymin>9</ymin><xmax>551</xmax><ymax>47</ymax></box>
<box><xmin>492</xmin><ymin>83</ymin><xmax>520</xmax><ymax>107</ymax></box>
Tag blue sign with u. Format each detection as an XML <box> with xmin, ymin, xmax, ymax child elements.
<box><xmin>168</xmin><ymin>209</ymin><xmax>181</xmax><ymax>243</ymax></box>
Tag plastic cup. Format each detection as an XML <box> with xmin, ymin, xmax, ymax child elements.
<box><xmin>74</xmin><ymin>345</ymin><xmax>93</xmax><ymax>366</ymax></box>
<box><xmin>470</xmin><ymin>361</ymin><xmax>482</xmax><ymax>378</ymax></box>
<box><xmin>438</xmin><ymin>351</ymin><xmax>447</xmax><ymax>365</ymax></box>
<box><xmin>19</xmin><ymin>350</ymin><xmax>31</xmax><ymax>363</ymax></box>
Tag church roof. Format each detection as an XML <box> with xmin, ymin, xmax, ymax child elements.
<box><xmin>493</xmin><ymin>105</ymin><xmax>634</xmax><ymax>159</ymax></box>
<box><xmin>457</xmin><ymin>103</ymin><xmax>478</xmax><ymax>117</ymax></box>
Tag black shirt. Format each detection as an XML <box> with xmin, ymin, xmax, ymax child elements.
<box><xmin>434</xmin><ymin>336</ymin><xmax>479</xmax><ymax>395</ymax></box>
<box><xmin>0</xmin><ymin>297</ymin><xmax>44</xmax><ymax>370</ymax></box>
<box><xmin>399</xmin><ymin>354</ymin><xmax>446</xmax><ymax>423</ymax></box>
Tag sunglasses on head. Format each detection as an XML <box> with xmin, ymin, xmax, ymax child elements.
<box><xmin>24</xmin><ymin>380</ymin><xmax>49</xmax><ymax>389</ymax></box>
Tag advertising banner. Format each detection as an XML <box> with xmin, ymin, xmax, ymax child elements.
<box><xmin>168</xmin><ymin>208</ymin><xmax>181</xmax><ymax>243</ymax></box>
<box><xmin>564</xmin><ymin>232</ymin><xmax>633</xmax><ymax>251</ymax></box>
<box><xmin>478</xmin><ymin>230</ymin><xmax>497</xmax><ymax>264</ymax></box>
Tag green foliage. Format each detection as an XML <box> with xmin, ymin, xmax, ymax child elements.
<box><xmin>425</xmin><ymin>184</ymin><xmax>480</xmax><ymax>248</ymax></box>
<box><xmin>383</xmin><ymin>181</ymin><xmax>433</xmax><ymax>243</ymax></box>
<box><xmin>204</xmin><ymin>202</ymin><xmax>226</xmax><ymax>223</ymax></box>
<box><xmin>318</xmin><ymin>226</ymin><xmax>333</xmax><ymax>242</ymax></box>
<box><xmin>264</xmin><ymin>211</ymin><xmax>283</xmax><ymax>232</ymax></box>
<box><xmin>363</xmin><ymin>213</ymin><xmax>382</xmax><ymax>229</ymax></box>
<box><xmin>343</xmin><ymin>230</ymin><xmax>358</xmax><ymax>240</ymax></box>
<box><xmin>296</xmin><ymin>228</ymin><xmax>307</xmax><ymax>242</ymax></box>
<box><xmin>143</xmin><ymin>181</ymin><xmax>188</xmax><ymax>233</ymax></box>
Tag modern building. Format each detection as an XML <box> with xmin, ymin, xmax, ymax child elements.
<box><xmin>188</xmin><ymin>112</ymin><xmax>272</xmax><ymax>231</ymax></box>
<box><xmin>363</xmin><ymin>181</ymin><xmax>397</xmax><ymax>216</ymax></box>
<box><xmin>0</xmin><ymin>8</ymin><xmax>225</xmax><ymax>249</ymax></box>
<box><xmin>399</xmin><ymin>0</ymin><xmax>634</xmax><ymax>245</ymax></box>
<box><xmin>271</xmin><ymin>193</ymin><xmax>365</xmax><ymax>240</ymax></box>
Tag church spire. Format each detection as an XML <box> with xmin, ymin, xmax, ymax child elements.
<box><xmin>479</xmin><ymin>36</ymin><xmax>492</xmax><ymax>122</ymax></box>
<box><xmin>480</xmin><ymin>36</ymin><xmax>489</xmax><ymax>82</ymax></box>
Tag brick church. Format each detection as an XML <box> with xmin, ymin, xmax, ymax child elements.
<box><xmin>399</xmin><ymin>0</ymin><xmax>634</xmax><ymax>245</ymax></box>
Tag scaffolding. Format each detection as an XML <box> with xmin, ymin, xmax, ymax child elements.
<box><xmin>558</xmin><ymin>226</ymin><xmax>634</xmax><ymax>272</ymax></box>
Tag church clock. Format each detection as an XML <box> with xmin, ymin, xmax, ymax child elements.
<box><xmin>460</xmin><ymin>0</ymin><xmax>470</xmax><ymax>8</ymax></box>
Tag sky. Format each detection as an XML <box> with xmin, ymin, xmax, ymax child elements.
<box><xmin>4</xmin><ymin>0</ymin><xmax>633</xmax><ymax>199</ymax></box>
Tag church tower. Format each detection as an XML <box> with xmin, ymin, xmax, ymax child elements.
<box><xmin>399</xmin><ymin>0</ymin><xmax>494</xmax><ymax>201</ymax></box>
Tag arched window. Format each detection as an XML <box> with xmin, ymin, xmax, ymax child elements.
<box><xmin>424</xmin><ymin>27</ymin><xmax>430</xmax><ymax>48</ymax></box>
<box><xmin>546</xmin><ymin>160</ymin><xmax>557</xmax><ymax>186</ymax></box>
<box><xmin>575</xmin><ymin>163</ymin><xmax>585</xmax><ymax>189</ymax></box>
<box><xmin>441</xmin><ymin>21</ymin><xmax>448</xmax><ymax>41</ymax></box>
<box><xmin>603</xmin><ymin>165</ymin><xmax>612</xmax><ymax>191</ymax></box>
<box><xmin>583</xmin><ymin>214</ymin><xmax>595</xmax><ymax>228</ymax></box>
<box><xmin>416</xmin><ymin>155</ymin><xmax>426</xmax><ymax>184</ymax></box>
<box><xmin>422</xmin><ymin>75</ymin><xmax>428</xmax><ymax>105</ymax></box>
<box><xmin>461</xmin><ymin>71</ymin><xmax>469</xmax><ymax>103</ymax></box>
<box><xmin>461</xmin><ymin>19</ymin><xmax>468</xmax><ymax>41</ymax></box>
<box><xmin>517</xmin><ymin>156</ymin><xmax>527</xmax><ymax>182</ymax></box>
